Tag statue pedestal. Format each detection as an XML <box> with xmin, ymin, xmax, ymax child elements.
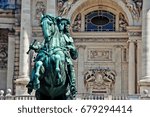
<box><xmin>15</xmin><ymin>76</ymin><xmax>30</xmax><ymax>95</ymax></box>
<box><xmin>139</xmin><ymin>78</ymin><xmax>150</xmax><ymax>99</ymax></box>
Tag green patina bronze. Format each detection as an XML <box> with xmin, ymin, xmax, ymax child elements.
<box><xmin>26</xmin><ymin>14</ymin><xmax>78</xmax><ymax>100</ymax></box>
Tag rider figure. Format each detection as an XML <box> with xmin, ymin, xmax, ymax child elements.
<box><xmin>26</xmin><ymin>14</ymin><xmax>56</xmax><ymax>93</ymax></box>
<box><xmin>56</xmin><ymin>17</ymin><xmax>78</xmax><ymax>97</ymax></box>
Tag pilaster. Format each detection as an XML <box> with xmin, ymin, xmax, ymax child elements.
<box><xmin>114</xmin><ymin>45</ymin><xmax>122</xmax><ymax>94</ymax></box>
<box><xmin>15</xmin><ymin>0</ymin><xmax>31</xmax><ymax>95</ymax></box>
<box><xmin>7</xmin><ymin>34</ymin><xmax>15</xmax><ymax>90</ymax></box>
<box><xmin>139</xmin><ymin>0</ymin><xmax>150</xmax><ymax>97</ymax></box>
<box><xmin>127</xmin><ymin>26</ymin><xmax>141</xmax><ymax>94</ymax></box>
<box><xmin>77</xmin><ymin>45</ymin><xmax>86</xmax><ymax>94</ymax></box>
<box><xmin>128</xmin><ymin>39</ymin><xmax>136</xmax><ymax>94</ymax></box>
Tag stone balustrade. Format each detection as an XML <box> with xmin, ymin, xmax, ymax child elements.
<box><xmin>0</xmin><ymin>89</ymin><xmax>150</xmax><ymax>100</ymax></box>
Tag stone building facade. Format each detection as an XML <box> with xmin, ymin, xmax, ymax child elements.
<box><xmin>0</xmin><ymin>0</ymin><xmax>149</xmax><ymax>97</ymax></box>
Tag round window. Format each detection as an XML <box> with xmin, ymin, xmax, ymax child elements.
<box><xmin>91</xmin><ymin>16</ymin><xmax>109</xmax><ymax>26</ymax></box>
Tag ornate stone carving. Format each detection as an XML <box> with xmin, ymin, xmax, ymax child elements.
<box><xmin>84</xmin><ymin>68</ymin><xmax>116</xmax><ymax>93</ymax></box>
<box><xmin>122</xmin><ymin>0</ymin><xmax>142</xmax><ymax>20</ymax></box>
<box><xmin>119</xmin><ymin>13</ymin><xmax>128</xmax><ymax>32</ymax></box>
<box><xmin>57</xmin><ymin>0</ymin><xmax>78</xmax><ymax>16</ymax></box>
<box><xmin>128</xmin><ymin>32</ymin><xmax>142</xmax><ymax>36</ymax></box>
<box><xmin>87</xmin><ymin>48</ymin><xmax>112</xmax><ymax>61</ymax></box>
<box><xmin>74</xmin><ymin>38</ymin><xmax>128</xmax><ymax>43</ymax></box>
<box><xmin>35</xmin><ymin>1</ymin><xmax>46</xmax><ymax>20</ymax></box>
<box><xmin>0</xmin><ymin>44</ymin><xmax>8</xmax><ymax>69</ymax></box>
<box><xmin>33</xmin><ymin>0</ymin><xmax>47</xmax><ymax>26</ymax></box>
<box><xmin>72</xmin><ymin>13</ymin><xmax>81</xmax><ymax>32</ymax></box>
<box><xmin>0</xmin><ymin>30</ymin><xmax>8</xmax><ymax>43</ymax></box>
<box><xmin>0</xmin><ymin>29</ymin><xmax>8</xmax><ymax>69</ymax></box>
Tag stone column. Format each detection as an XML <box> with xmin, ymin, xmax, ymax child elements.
<box><xmin>7</xmin><ymin>34</ymin><xmax>15</xmax><ymax>90</ymax></box>
<box><xmin>15</xmin><ymin>0</ymin><xmax>31</xmax><ymax>95</ymax></box>
<box><xmin>137</xmin><ymin>39</ymin><xmax>142</xmax><ymax>93</ymax></box>
<box><xmin>47</xmin><ymin>0</ymin><xmax>57</xmax><ymax>16</ymax></box>
<box><xmin>139</xmin><ymin>0</ymin><xmax>150</xmax><ymax>96</ymax></box>
<box><xmin>77</xmin><ymin>45</ymin><xmax>86</xmax><ymax>94</ymax></box>
<box><xmin>114</xmin><ymin>46</ymin><xmax>122</xmax><ymax>94</ymax></box>
<box><xmin>128</xmin><ymin>40</ymin><xmax>136</xmax><ymax>95</ymax></box>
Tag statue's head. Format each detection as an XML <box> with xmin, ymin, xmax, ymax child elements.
<box><xmin>56</xmin><ymin>17</ymin><xmax>70</xmax><ymax>33</ymax></box>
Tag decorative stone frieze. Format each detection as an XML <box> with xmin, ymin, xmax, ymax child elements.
<box><xmin>74</xmin><ymin>38</ymin><xmax>128</xmax><ymax>43</ymax></box>
<box><xmin>87</xmin><ymin>48</ymin><xmax>112</xmax><ymax>61</ymax></box>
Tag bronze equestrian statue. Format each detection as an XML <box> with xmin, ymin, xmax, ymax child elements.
<box><xmin>26</xmin><ymin>14</ymin><xmax>78</xmax><ymax>100</ymax></box>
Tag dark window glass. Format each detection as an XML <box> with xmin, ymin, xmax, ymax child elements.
<box><xmin>85</xmin><ymin>10</ymin><xmax>116</xmax><ymax>32</ymax></box>
<box><xmin>0</xmin><ymin>0</ymin><xmax>16</xmax><ymax>10</ymax></box>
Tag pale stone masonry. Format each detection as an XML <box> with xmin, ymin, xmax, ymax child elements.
<box><xmin>139</xmin><ymin>0</ymin><xmax>150</xmax><ymax>96</ymax></box>
<box><xmin>15</xmin><ymin>0</ymin><xmax>32</xmax><ymax>95</ymax></box>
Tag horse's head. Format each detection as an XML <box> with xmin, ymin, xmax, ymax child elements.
<box><xmin>40</xmin><ymin>14</ymin><xmax>56</xmax><ymax>42</ymax></box>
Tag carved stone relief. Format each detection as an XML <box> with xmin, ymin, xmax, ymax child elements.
<box><xmin>74</xmin><ymin>38</ymin><xmax>128</xmax><ymax>43</ymax></box>
<box><xmin>122</xmin><ymin>0</ymin><xmax>142</xmax><ymax>20</ymax></box>
<box><xmin>57</xmin><ymin>0</ymin><xmax>78</xmax><ymax>16</ymax></box>
<box><xmin>72</xmin><ymin>13</ymin><xmax>81</xmax><ymax>32</ymax></box>
<box><xmin>119</xmin><ymin>13</ymin><xmax>128</xmax><ymax>32</ymax></box>
<box><xmin>35</xmin><ymin>1</ymin><xmax>46</xmax><ymax>20</ymax></box>
<box><xmin>32</xmin><ymin>0</ymin><xmax>47</xmax><ymax>26</ymax></box>
<box><xmin>0</xmin><ymin>29</ymin><xmax>8</xmax><ymax>69</ymax></box>
<box><xmin>87</xmin><ymin>48</ymin><xmax>112</xmax><ymax>61</ymax></box>
<box><xmin>84</xmin><ymin>68</ymin><xmax>116</xmax><ymax>94</ymax></box>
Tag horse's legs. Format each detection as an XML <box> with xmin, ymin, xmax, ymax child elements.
<box><xmin>54</xmin><ymin>54</ymin><xmax>61</xmax><ymax>84</ymax></box>
<box><xmin>32</xmin><ymin>61</ymin><xmax>43</xmax><ymax>89</ymax></box>
<box><xmin>35</xmin><ymin>61</ymin><xmax>43</xmax><ymax>78</ymax></box>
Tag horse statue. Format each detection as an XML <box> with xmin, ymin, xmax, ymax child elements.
<box><xmin>26</xmin><ymin>14</ymin><xmax>78</xmax><ymax>100</ymax></box>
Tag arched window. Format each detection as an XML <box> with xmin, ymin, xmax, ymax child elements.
<box><xmin>85</xmin><ymin>10</ymin><xmax>116</xmax><ymax>32</ymax></box>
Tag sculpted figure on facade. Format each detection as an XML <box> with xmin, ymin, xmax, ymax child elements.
<box><xmin>35</xmin><ymin>1</ymin><xmax>46</xmax><ymax>20</ymax></box>
<box><xmin>123</xmin><ymin>0</ymin><xmax>142</xmax><ymax>20</ymax></box>
<box><xmin>26</xmin><ymin>14</ymin><xmax>78</xmax><ymax>100</ymax></box>
<box><xmin>72</xmin><ymin>13</ymin><xmax>81</xmax><ymax>32</ymax></box>
<box><xmin>57</xmin><ymin>0</ymin><xmax>78</xmax><ymax>16</ymax></box>
<box><xmin>119</xmin><ymin>13</ymin><xmax>128</xmax><ymax>31</ymax></box>
<box><xmin>84</xmin><ymin>69</ymin><xmax>116</xmax><ymax>93</ymax></box>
